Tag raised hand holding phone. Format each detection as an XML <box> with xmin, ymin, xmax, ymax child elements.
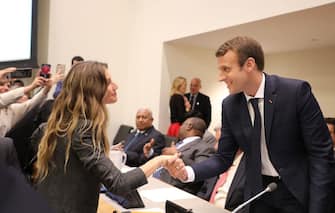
<box><xmin>56</xmin><ymin>64</ymin><xmax>66</xmax><ymax>74</ymax></box>
<box><xmin>40</xmin><ymin>64</ymin><xmax>51</xmax><ymax>78</ymax></box>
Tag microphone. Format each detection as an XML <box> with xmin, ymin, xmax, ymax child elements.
<box><xmin>231</xmin><ymin>182</ymin><xmax>277</xmax><ymax>213</ymax></box>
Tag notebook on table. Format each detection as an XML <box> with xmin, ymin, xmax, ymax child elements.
<box><xmin>165</xmin><ymin>200</ymin><xmax>193</xmax><ymax>213</ymax></box>
<box><xmin>105</xmin><ymin>189</ymin><xmax>145</xmax><ymax>209</ymax></box>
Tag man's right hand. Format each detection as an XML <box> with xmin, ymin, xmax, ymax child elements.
<box><xmin>165</xmin><ymin>157</ymin><xmax>188</xmax><ymax>181</ymax></box>
<box><xmin>143</xmin><ymin>138</ymin><xmax>155</xmax><ymax>158</ymax></box>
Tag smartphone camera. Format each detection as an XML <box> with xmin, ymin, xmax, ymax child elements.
<box><xmin>56</xmin><ymin>64</ymin><xmax>66</xmax><ymax>74</ymax></box>
<box><xmin>40</xmin><ymin>64</ymin><xmax>51</xmax><ymax>78</ymax></box>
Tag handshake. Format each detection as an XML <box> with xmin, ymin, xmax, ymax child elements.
<box><xmin>159</xmin><ymin>153</ymin><xmax>189</xmax><ymax>182</ymax></box>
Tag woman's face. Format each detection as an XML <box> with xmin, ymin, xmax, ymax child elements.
<box><xmin>179</xmin><ymin>80</ymin><xmax>187</xmax><ymax>94</ymax></box>
<box><xmin>102</xmin><ymin>70</ymin><xmax>118</xmax><ymax>104</ymax></box>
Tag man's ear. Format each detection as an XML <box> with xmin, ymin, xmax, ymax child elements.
<box><xmin>185</xmin><ymin>123</ymin><xmax>193</xmax><ymax>131</ymax></box>
<box><xmin>244</xmin><ymin>57</ymin><xmax>257</xmax><ymax>72</ymax></box>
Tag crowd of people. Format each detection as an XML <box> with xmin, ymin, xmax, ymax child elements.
<box><xmin>0</xmin><ymin>36</ymin><xmax>334</xmax><ymax>213</ymax></box>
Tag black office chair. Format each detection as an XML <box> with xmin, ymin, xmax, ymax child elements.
<box><xmin>112</xmin><ymin>124</ymin><xmax>134</xmax><ymax>145</ymax></box>
<box><xmin>164</xmin><ymin>135</ymin><xmax>178</xmax><ymax>147</ymax></box>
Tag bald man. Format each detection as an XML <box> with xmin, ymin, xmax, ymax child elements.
<box><xmin>185</xmin><ymin>78</ymin><xmax>212</xmax><ymax>127</ymax></box>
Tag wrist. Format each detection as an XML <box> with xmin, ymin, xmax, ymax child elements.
<box><xmin>159</xmin><ymin>156</ymin><xmax>167</xmax><ymax>168</ymax></box>
<box><xmin>24</xmin><ymin>85</ymin><xmax>34</xmax><ymax>94</ymax></box>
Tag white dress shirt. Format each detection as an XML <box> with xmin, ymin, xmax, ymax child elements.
<box><xmin>244</xmin><ymin>73</ymin><xmax>278</xmax><ymax>177</ymax></box>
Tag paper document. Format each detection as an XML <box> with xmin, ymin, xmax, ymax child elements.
<box><xmin>131</xmin><ymin>208</ymin><xmax>163</xmax><ymax>213</ymax></box>
<box><xmin>140</xmin><ymin>187</ymin><xmax>194</xmax><ymax>202</ymax></box>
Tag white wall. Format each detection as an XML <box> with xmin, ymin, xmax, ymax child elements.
<box><xmin>42</xmin><ymin>0</ymin><xmax>335</xmax><ymax>140</ymax></box>
<box><xmin>40</xmin><ymin>0</ymin><xmax>135</xmax><ymax>140</ymax></box>
<box><xmin>266</xmin><ymin>46</ymin><xmax>335</xmax><ymax>117</ymax></box>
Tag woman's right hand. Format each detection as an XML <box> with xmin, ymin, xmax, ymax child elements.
<box><xmin>140</xmin><ymin>153</ymin><xmax>180</xmax><ymax>177</ymax></box>
<box><xmin>157</xmin><ymin>153</ymin><xmax>180</xmax><ymax>168</ymax></box>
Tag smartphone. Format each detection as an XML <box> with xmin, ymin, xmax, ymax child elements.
<box><xmin>56</xmin><ymin>64</ymin><xmax>66</xmax><ymax>74</ymax></box>
<box><xmin>40</xmin><ymin>64</ymin><xmax>51</xmax><ymax>78</ymax></box>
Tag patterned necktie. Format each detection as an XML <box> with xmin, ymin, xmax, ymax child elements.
<box><xmin>153</xmin><ymin>140</ymin><xmax>182</xmax><ymax>179</ymax></box>
<box><xmin>248</xmin><ymin>98</ymin><xmax>263</xmax><ymax>194</ymax></box>
<box><xmin>189</xmin><ymin>95</ymin><xmax>195</xmax><ymax>110</ymax></box>
<box><xmin>175</xmin><ymin>140</ymin><xmax>183</xmax><ymax>149</ymax></box>
<box><xmin>124</xmin><ymin>132</ymin><xmax>140</xmax><ymax>151</ymax></box>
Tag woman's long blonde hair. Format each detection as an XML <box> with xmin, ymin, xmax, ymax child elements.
<box><xmin>170</xmin><ymin>76</ymin><xmax>186</xmax><ymax>96</ymax></box>
<box><xmin>34</xmin><ymin>61</ymin><xmax>110</xmax><ymax>182</ymax></box>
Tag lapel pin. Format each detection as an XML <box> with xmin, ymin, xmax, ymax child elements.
<box><xmin>269</xmin><ymin>99</ymin><xmax>273</xmax><ymax>104</ymax></box>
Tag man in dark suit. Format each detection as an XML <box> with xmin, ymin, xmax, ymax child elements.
<box><xmin>0</xmin><ymin>137</ymin><xmax>53</xmax><ymax>212</ymax></box>
<box><xmin>0</xmin><ymin>163</ymin><xmax>54</xmax><ymax>213</ymax></box>
<box><xmin>157</xmin><ymin>117</ymin><xmax>215</xmax><ymax>195</ymax></box>
<box><xmin>168</xmin><ymin>36</ymin><xmax>334</xmax><ymax>213</ymax></box>
<box><xmin>122</xmin><ymin>108</ymin><xmax>165</xmax><ymax>167</ymax></box>
<box><xmin>0</xmin><ymin>136</ymin><xmax>21</xmax><ymax>169</ymax></box>
<box><xmin>185</xmin><ymin>78</ymin><xmax>211</xmax><ymax>127</ymax></box>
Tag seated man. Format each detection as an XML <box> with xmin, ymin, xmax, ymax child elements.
<box><xmin>156</xmin><ymin>117</ymin><xmax>215</xmax><ymax>195</ymax></box>
<box><xmin>122</xmin><ymin>108</ymin><xmax>165</xmax><ymax>167</ymax></box>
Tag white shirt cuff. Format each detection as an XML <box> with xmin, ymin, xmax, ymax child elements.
<box><xmin>147</xmin><ymin>148</ymin><xmax>154</xmax><ymax>158</ymax></box>
<box><xmin>184</xmin><ymin>166</ymin><xmax>195</xmax><ymax>182</ymax></box>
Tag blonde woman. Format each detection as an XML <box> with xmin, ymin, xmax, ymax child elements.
<box><xmin>167</xmin><ymin>76</ymin><xmax>191</xmax><ymax>137</ymax></box>
<box><xmin>32</xmin><ymin>61</ymin><xmax>177</xmax><ymax>213</ymax></box>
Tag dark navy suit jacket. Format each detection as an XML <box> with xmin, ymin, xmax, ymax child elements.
<box><xmin>124</xmin><ymin>126</ymin><xmax>165</xmax><ymax>167</ymax></box>
<box><xmin>0</xmin><ymin>137</ymin><xmax>20</xmax><ymax>170</ymax></box>
<box><xmin>185</xmin><ymin>92</ymin><xmax>211</xmax><ymax>127</ymax></box>
<box><xmin>191</xmin><ymin>74</ymin><xmax>335</xmax><ymax>213</ymax></box>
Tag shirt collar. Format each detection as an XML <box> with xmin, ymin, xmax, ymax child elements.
<box><xmin>244</xmin><ymin>72</ymin><xmax>265</xmax><ymax>102</ymax></box>
<box><xmin>136</xmin><ymin>130</ymin><xmax>146</xmax><ymax>134</ymax></box>
<box><xmin>176</xmin><ymin>136</ymin><xmax>199</xmax><ymax>150</ymax></box>
<box><xmin>181</xmin><ymin>136</ymin><xmax>200</xmax><ymax>144</ymax></box>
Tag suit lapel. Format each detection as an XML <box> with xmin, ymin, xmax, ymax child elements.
<box><xmin>264</xmin><ymin>74</ymin><xmax>277</xmax><ymax>145</ymax></box>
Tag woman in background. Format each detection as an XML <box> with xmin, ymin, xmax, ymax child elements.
<box><xmin>167</xmin><ymin>76</ymin><xmax>190</xmax><ymax>137</ymax></box>
<box><xmin>33</xmin><ymin>61</ymin><xmax>176</xmax><ymax>213</ymax></box>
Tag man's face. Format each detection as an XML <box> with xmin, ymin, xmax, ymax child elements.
<box><xmin>178</xmin><ymin>119</ymin><xmax>191</xmax><ymax>139</ymax></box>
<box><xmin>136</xmin><ymin>110</ymin><xmax>153</xmax><ymax>131</ymax></box>
<box><xmin>190</xmin><ymin>79</ymin><xmax>201</xmax><ymax>94</ymax></box>
<box><xmin>217</xmin><ymin>50</ymin><xmax>249</xmax><ymax>94</ymax></box>
<box><xmin>327</xmin><ymin>123</ymin><xmax>335</xmax><ymax>146</ymax></box>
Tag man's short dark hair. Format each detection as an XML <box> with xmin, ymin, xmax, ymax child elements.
<box><xmin>215</xmin><ymin>36</ymin><xmax>265</xmax><ymax>71</ymax></box>
<box><xmin>13</xmin><ymin>79</ymin><xmax>24</xmax><ymax>87</ymax></box>
<box><xmin>71</xmin><ymin>56</ymin><xmax>84</xmax><ymax>65</ymax></box>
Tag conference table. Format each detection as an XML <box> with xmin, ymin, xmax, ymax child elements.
<box><xmin>97</xmin><ymin>169</ymin><xmax>230</xmax><ymax>213</ymax></box>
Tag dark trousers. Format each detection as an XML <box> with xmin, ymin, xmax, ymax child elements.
<box><xmin>250</xmin><ymin>175</ymin><xmax>305</xmax><ymax>213</ymax></box>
